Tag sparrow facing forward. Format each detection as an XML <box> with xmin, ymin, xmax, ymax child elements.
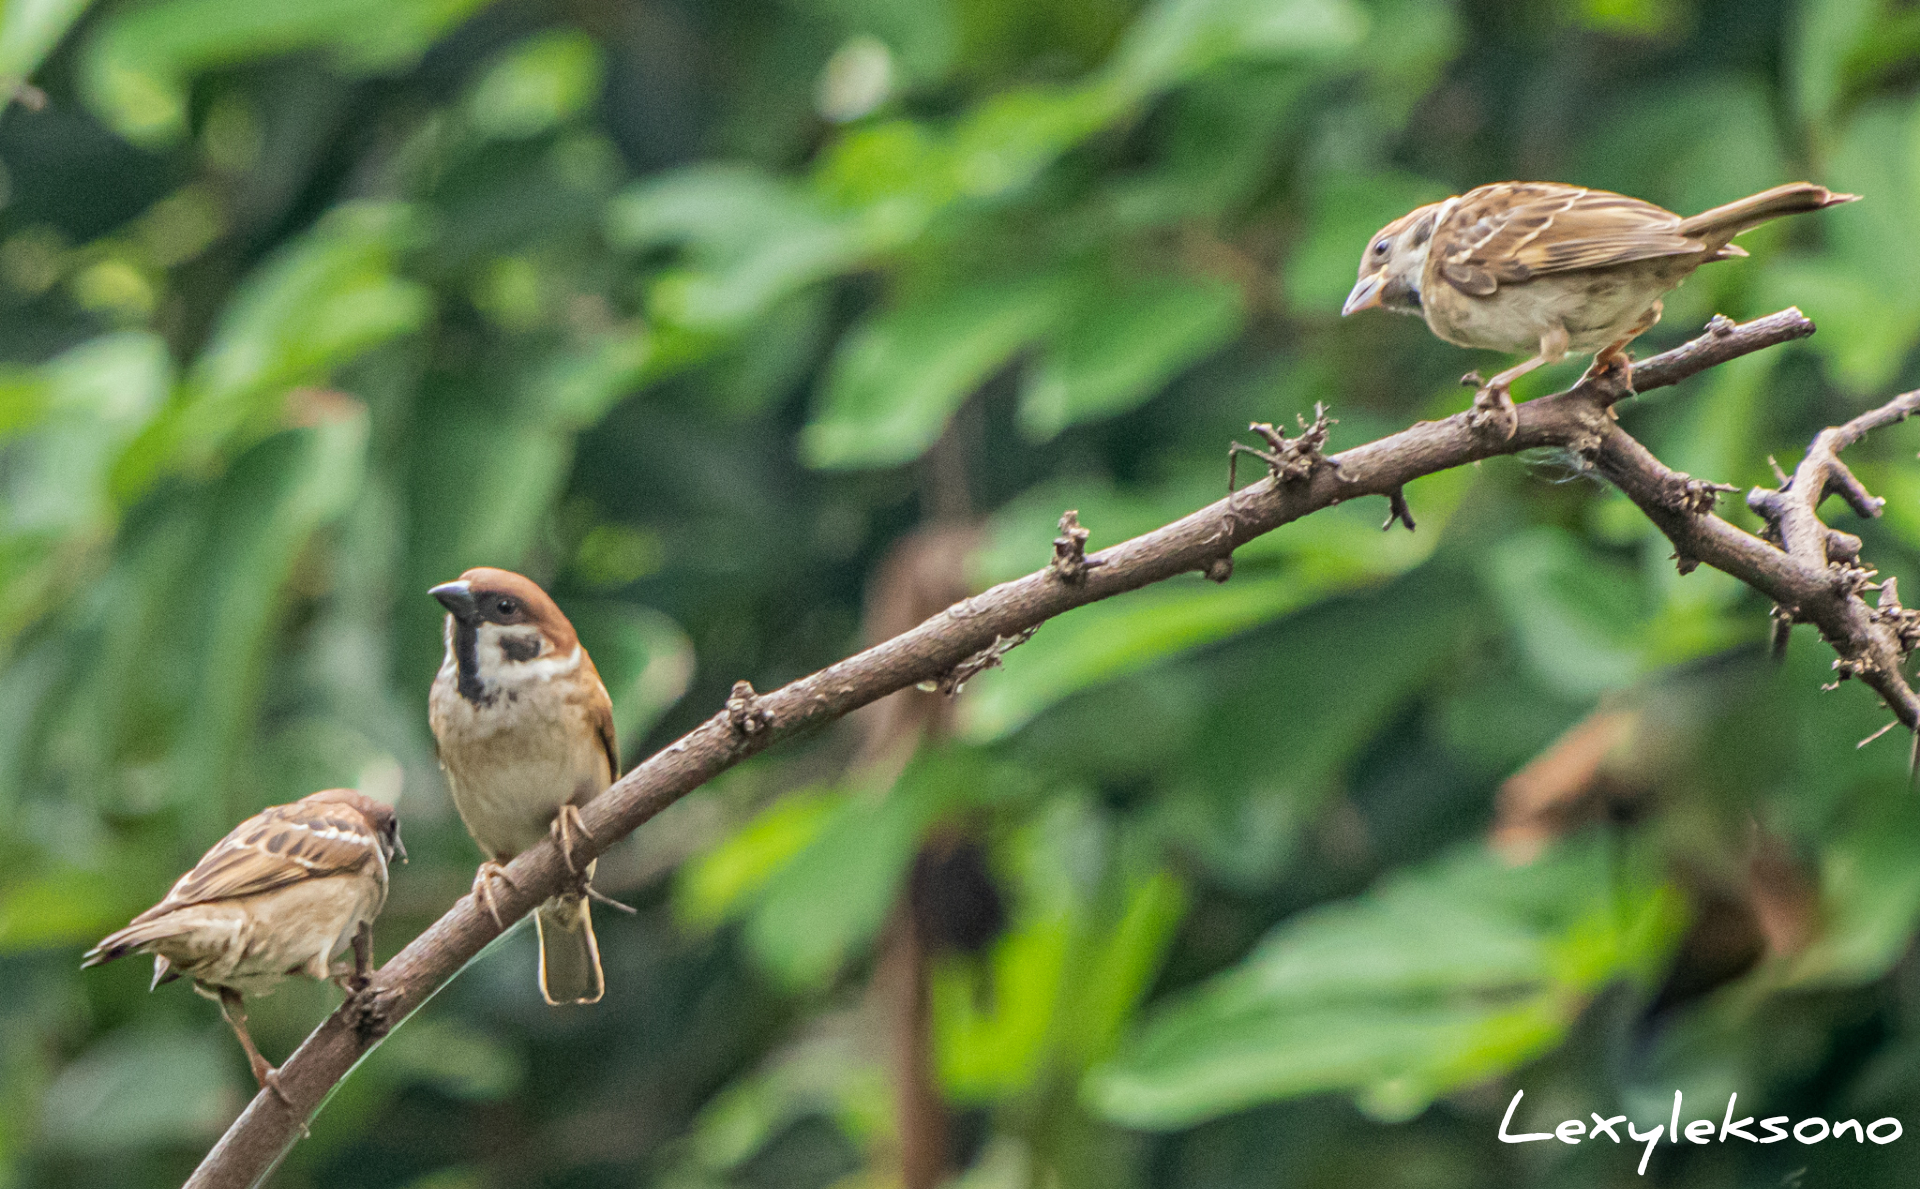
<box><xmin>428</xmin><ymin>567</ymin><xmax>617</xmax><ymax>1006</ymax></box>
<box><xmin>83</xmin><ymin>788</ymin><xmax>403</xmax><ymax>1100</ymax></box>
<box><xmin>1343</xmin><ymin>181</ymin><xmax>1858</xmax><ymax>435</ymax></box>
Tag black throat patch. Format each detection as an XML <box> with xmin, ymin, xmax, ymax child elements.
<box><xmin>452</xmin><ymin>619</ymin><xmax>490</xmax><ymax>705</ymax></box>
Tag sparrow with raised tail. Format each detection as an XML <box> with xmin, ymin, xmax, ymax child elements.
<box><xmin>1343</xmin><ymin>181</ymin><xmax>1857</xmax><ymax>435</ymax></box>
<box><xmin>428</xmin><ymin>567</ymin><xmax>617</xmax><ymax>1005</ymax></box>
<box><xmin>82</xmin><ymin>788</ymin><xmax>403</xmax><ymax>1101</ymax></box>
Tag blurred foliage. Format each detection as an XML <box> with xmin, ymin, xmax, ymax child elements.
<box><xmin>5</xmin><ymin>0</ymin><xmax>1920</xmax><ymax>1186</ymax></box>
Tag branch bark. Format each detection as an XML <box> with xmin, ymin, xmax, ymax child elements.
<box><xmin>188</xmin><ymin>305</ymin><xmax>1917</xmax><ymax>1188</ymax></box>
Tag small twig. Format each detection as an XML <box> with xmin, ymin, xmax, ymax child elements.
<box><xmin>725</xmin><ymin>680</ymin><xmax>772</xmax><ymax>737</ymax></box>
<box><xmin>1381</xmin><ymin>487</ymin><xmax>1416</xmax><ymax>533</ymax></box>
<box><xmin>1049</xmin><ymin>510</ymin><xmax>1102</xmax><ymax>584</ymax></box>
<box><xmin>938</xmin><ymin>627</ymin><xmax>1039</xmax><ymax>696</ymax></box>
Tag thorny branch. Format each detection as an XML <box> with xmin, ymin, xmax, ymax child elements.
<box><xmin>189</xmin><ymin>305</ymin><xmax>1917</xmax><ymax>1188</ymax></box>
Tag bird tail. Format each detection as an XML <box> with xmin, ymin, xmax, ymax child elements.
<box><xmin>1679</xmin><ymin>182</ymin><xmax>1858</xmax><ymax>246</ymax></box>
<box><xmin>82</xmin><ymin>918</ymin><xmax>180</xmax><ymax>970</ymax></box>
<box><xmin>535</xmin><ymin>893</ymin><xmax>604</xmax><ymax>1005</ymax></box>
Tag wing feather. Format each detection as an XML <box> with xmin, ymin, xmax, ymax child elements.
<box><xmin>132</xmin><ymin>799</ymin><xmax>377</xmax><ymax>921</ymax></box>
<box><xmin>1435</xmin><ymin>183</ymin><xmax>1700</xmax><ymax>297</ymax></box>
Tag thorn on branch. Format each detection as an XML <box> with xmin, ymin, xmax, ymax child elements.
<box><xmin>1829</xmin><ymin>559</ymin><xmax>1878</xmax><ymax>598</ymax></box>
<box><xmin>1707</xmin><ymin>313</ymin><xmax>1736</xmax><ymax>337</ymax></box>
<box><xmin>938</xmin><ymin>627</ymin><xmax>1038</xmax><ymax>696</ymax></box>
<box><xmin>1872</xmin><ymin>577</ymin><xmax>1920</xmax><ymax>654</ymax></box>
<box><xmin>1825</xmin><ymin>654</ymin><xmax>1875</xmax><ymax>691</ymax></box>
<box><xmin>1767</xmin><ymin>455</ymin><xmax>1790</xmax><ymax>486</ymax></box>
<box><xmin>1203</xmin><ymin>556</ymin><xmax>1233</xmax><ymax>583</ymax></box>
<box><xmin>1381</xmin><ymin>487</ymin><xmax>1416</xmax><ymax>533</ymax></box>
<box><xmin>1669</xmin><ymin>472</ymin><xmax>1739</xmax><ymax>516</ymax></box>
<box><xmin>1859</xmin><ymin>719</ymin><xmax>1901</xmax><ymax>749</ymax></box>
<box><xmin>1048</xmin><ymin>510</ymin><xmax>1102</xmax><ymax>584</ymax></box>
<box><xmin>1769</xmin><ymin>607</ymin><xmax>1793</xmax><ymax>661</ymax></box>
<box><xmin>725</xmin><ymin>680</ymin><xmax>771</xmax><ymax>737</ymax></box>
<box><xmin>1227</xmin><ymin>404</ymin><xmax>1336</xmax><ymax>493</ymax></box>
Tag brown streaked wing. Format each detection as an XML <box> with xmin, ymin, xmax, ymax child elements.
<box><xmin>134</xmin><ymin>800</ymin><xmax>378</xmax><ymax>920</ymax></box>
<box><xmin>590</xmin><ymin>678</ymin><xmax>620</xmax><ymax>785</ymax></box>
<box><xmin>1437</xmin><ymin>184</ymin><xmax>1703</xmax><ymax>296</ymax></box>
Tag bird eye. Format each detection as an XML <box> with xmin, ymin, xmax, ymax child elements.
<box><xmin>495</xmin><ymin>597</ymin><xmax>519</xmax><ymax>617</ymax></box>
<box><xmin>1373</xmin><ymin>239</ymin><xmax>1391</xmax><ymax>257</ymax></box>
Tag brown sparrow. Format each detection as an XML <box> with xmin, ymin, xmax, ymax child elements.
<box><xmin>1343</xmin><ymin>181</ymin><xmax>1857</xmax><ymax>434</ymax></box>
<box><xmin>427</xmin><ymin>567</ymin><xmax>617</xmax><ymax>1005</ymax></box>
<box><xmin>82</xmin><ymin>788</ymin><xmax>403</xmax><ymax>1101</ymax></box>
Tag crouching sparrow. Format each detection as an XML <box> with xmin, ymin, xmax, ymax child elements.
<box><xmin>1343</xmin><ymin>180</ymin><xmax>1858</xmax><ymax>435</ymax></box>
<box><xmin>83</xmin><ymin>788</ymin><xmax>404</xmax><ymax>1102</ymax></box>
<box><xmin>428</xmin><ymin>567</ymin><xmax>618</xmax><ymax>1005</ymax></box>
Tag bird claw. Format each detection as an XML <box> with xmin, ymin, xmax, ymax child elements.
<box><xmin>328</xmin><ymin>962</ymin><xmax>371</xmax><ymax>996</ymax></box>
<box><xmin>1579</xmin><ymin>351</ymin><xmax>1634</xmax><ymax>395</ymax></box>
<box><xmin>347</xmin><ymin>981</ymin><xmax>401</xmax><ymax>1041</ymax></box>
<box><xmin>551</xmin><ymin>805</ymin><xmax>594</xmax><ymax>875</ymax></box>
<box><xmin>472</xmin><ymin>861</ymin><xmax>519</xmax><ymax>930</ymax></box>
<box><xmin>1468</xmin><ymin>383</ymin><xmax>1519</xmax><ymax>440</ymax></box>
<box><xmin>255</xmin><ymin>1066</ymin><xmax>309</xmax><ymax>1136</ymax></box>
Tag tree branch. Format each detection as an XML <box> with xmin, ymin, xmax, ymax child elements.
<box><xmin>192</xmin><ymin>305</ymin><xmax>1917</xmax><ymax>1188</ymax></box>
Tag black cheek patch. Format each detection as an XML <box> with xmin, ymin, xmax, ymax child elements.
<box><xmin>500</xmin><ymin>634</ymin><xmax>542</xmax><ymax>663</ymax></box>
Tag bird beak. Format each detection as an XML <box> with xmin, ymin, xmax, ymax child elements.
<box><xmin>430</xmin><ymin>580</ymin><xmax>478</xmax><ymax>621</ymax></box>
<box><xmin>1342</xmin><ymin>272</ymin><xmax>1386</xmax><ymax>316</ymax></box>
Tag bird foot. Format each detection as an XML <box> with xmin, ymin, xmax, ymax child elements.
<box><xmin>1467</xmin><ymin>382</ymin><xmax>1519</xmax><ymax>440</ymax></box>
<box><xmin>472</xmin><ymin>860</ymin><xmax>519</xmax><ymax>930</ymax></box>
<box><xmin>551</xmin><ymin>804</ymin><xmax>594</xmax><ymax>875</ymax></box>
<box><xmin>328</xmin><ymin>961</ymin><xmax>370</xmax><ymax>996</ymax></box>
<box><xmin>346</xmin><ymin>981</ymin><xmax>401</xmax><ymax>1041</ymax></box>
<box><xmin>1579</xmin><ymin>351</ymin><xmax>1634</xmax><ymax>396</ymax></box>
<box><xmin>253</xmin><ymin>1064</ymin><xmax>309</xmax><ymax>1136</ymax></box>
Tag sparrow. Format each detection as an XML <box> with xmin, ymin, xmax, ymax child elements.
<box><xmin>82</xmin><ymin>788</ymin><xmax>404</xmax><ymax>1102</ymax></box>
<box><xmin>427</xmin><ymin>567</ymin><xmax>618</xmax><ymax>1005</ymax></box>
<box><xmin>1343</xmin><ymin>181</ymin><xmax>1857</xmax><ymax>435</ymax></box>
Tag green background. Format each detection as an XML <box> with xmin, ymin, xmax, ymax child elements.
<box><xmin>4</xmin><ymin>0</ymin><xmax>1920</xmax><ymax>1185</ymax></box>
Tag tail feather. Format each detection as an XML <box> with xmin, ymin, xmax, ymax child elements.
<box><xmin>1680</xmin><ymin>182</ymin><xmax>1858</xmax><ymax>242</ymax></box>
<box><xmin>535</xmin><ymin>894</ymin><xmax>604</xmax><ymax>1005</ymax></box>
<box><xmin>81</xmin><ymin>918</ymin><xmax>183</xmax><ymax>970</ymax></box>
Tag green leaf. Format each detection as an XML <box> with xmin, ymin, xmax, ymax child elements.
<box><xmin>116</xmin><ymin>203</ymin><xmax>426</xmax><ymax>498</ymax></box>
<box><xmin>80</xmin><ymin>0</ymin><xmax>493</xmax><ymax>146</ymax></box>
<box><xmin>961</xmin><ymin>467</ymin><xmax>1469</xmax><ymax>738</ymax></box>
<box><xmin>6</xmin><ymin>332</ymin><xmax>171</xmax><ymax>536</ymax></box>
<box><xmin>742</xmin><ymin>761</ymin><xmax>957</xmax><ymax>988</ymax></box>
<box><xmin>368</xmin><ymin>1018</ymin><xmax>523</xmax><ymax>1101</ymax></box>
<box><xmin>1106</xmin><ymin>0</ymin><xmax>1367</xmax><ymax>98</ymax></box>
<box><xmin>40</xmin><ymin>1030</ymin><xmax>234</xmax><ymax>1150</ymax></box>
<box><xmin>1284</xmin><ymin>171</ymin><xmax>1449</xmax><ymax>315</ymax></box>
<box><xmin>1086</xmin><ymin>841</ymin><xmax>1685</xmax><ymax>1128</ymax></box>
<box><xmin>1150</xmin><ymin>569</ymin><xmax>1471</xmax><ymax>889</ymax></box>
<box><xmin>465</xmin><ymin>29</ymin><xmax>603</xmax><ymax>142</ymax></box>
<box><xmin>803</xmin><ymin>277</ymin><xmax>1069</xmax><ymax>469</ymax></box>
<box><xmin>741</xmin><ymin>793</ymin><xmax>921</xmax><ymax>989</ymax></box>
<box><xmin>0</xmin><ymin>0</ymin><xmax>95</xmax><ymax>90</ymax></box>
<box><xmin>1481</xmin><ymin>527</ymin><xmax>1648</xmax><ymax>699</ymax></box>
<box><xmin>1020</xmin><ymin>272</ymin><xmax>1244</xmax><ymax>439</ymax></box>
<box><xmin>567</xmin><ymin>602</ymin><xmax>694</xmax><ymax>756</ymax></box>
<box><xmin>676</xmin><ymin>789</ymin><xmax>844</xmax><ymax>929</ymax></box>
<box><xmin>1782</xmin><ymin>794</ymin><xmax>1920</xmax><ymax>987</ymax></box>
<box><xmin>0</xmin><ymin>866</ymin><xmax>126</xmax><ymax>950</ymax></box>
<box><xmin>167</xmin><ymin>410</ymin><xmax>370</xmax><ymax>833</ymax></box>
<box><xmin>609</xmin><ymin>166</ymin><xmax>904</xmax><ymax>331</ymax></box>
